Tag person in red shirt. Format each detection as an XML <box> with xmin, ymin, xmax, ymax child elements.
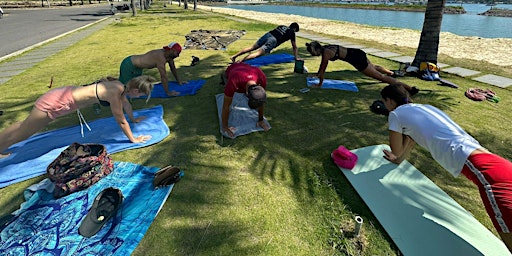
<box><xmin>221</xmin><ymin>63</ymin><xmax>268</xmax><ymax>138</ymax></box>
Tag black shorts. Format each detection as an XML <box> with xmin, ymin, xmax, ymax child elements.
<box><xmin>344</xmin><ymin>48</ymin><xmax>369</xmax><ymax>71</ymax></box>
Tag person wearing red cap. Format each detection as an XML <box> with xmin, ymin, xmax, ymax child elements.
<box><xmin>119</xmin><ymin>42</ymin><xmax>186</xmax><ymax>96</ymax></box>
<box><xmin>221</xmin><ymin>62</ymin><xmax>269</xmax><ymax>138</ymax></box>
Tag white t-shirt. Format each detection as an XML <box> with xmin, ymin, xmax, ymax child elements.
<box><xmin>388</xmin><ymin>104</ymin><xmax>481</xmax><ymax>177</ymax></box>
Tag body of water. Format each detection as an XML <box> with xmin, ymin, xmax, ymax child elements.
<box><xmin>225</xmin><ymin>4</ymin><xmax>512</xmax><ymax>39</ymax></box>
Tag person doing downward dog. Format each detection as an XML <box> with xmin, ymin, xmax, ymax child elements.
<box><xmin>221</xmin><ymin>62</ymin><xmax>268</xmax><ymax>138</ymax></box>
<box><xmin>119</xmin><ymin>42</ymin><xmax>186</xmax><ymax>96</ymax></box>
<box><xmin>230</xmin><ymin>22</ymin><xmax>301</xmax><ymax>63</ymax></box>
<box><xmin>0</xmin><ymin>76</ymin><xmax>156</xmax><ymax>158</ymax></box>
<box><xmin>380</xmin><ymin>84</ymin><xmax>512</xmax><ymax>252</ymax></box>
<box><xmin>306</xmin><ymin>41</ymin><xmax>419</xmax><ymax>96</ymax></box>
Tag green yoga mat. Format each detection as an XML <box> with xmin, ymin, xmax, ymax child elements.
<box><xmin>338</xmin><ymin>144</ymin><xmax>510</xmax><ymax>256</ymax></box>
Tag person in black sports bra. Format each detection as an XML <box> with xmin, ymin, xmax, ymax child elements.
<box><xmin>0</xmin><ymin>76</ymin><xmax>157</xmax><ymax>158</ymax></box>
<box><xmin>305</xmin><ymin>41</ymin><xmax>418</xmax><ymax>96</ymax></box>
<box><xmin>95</xmin><ymin>82</ymin><xmax>111</xmax><ymax>107</ymax></box>
<box><xmin>230</xmin><ymin>22</ymin><xmax>302</xmax><ymax>63</ymax></box>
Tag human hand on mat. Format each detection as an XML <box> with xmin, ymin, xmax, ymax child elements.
<box><xmin>166</xmin><ymin>90</ymin><xmax>180</xmax><ymax>97</ymax></box>
<box><xmin>222</xmin><ymin>126</ymin><xmax>236</xmax><ymax>138</ymax></box>
<box><xmin>257</xmin><ymin>120</ymin><xmax>270</xmax><ymax>131</ymax></box>
<box><xmin>133</xmin><ymin>135</ymin><xmax>152</xmax><ymax>143</ymax></box>
<box><xmin>382</xmin><ymin>149</ymin><xmax>401</xmax><ymax>164</ymax></box>
<box><xmin>131</xmin><ymin>116</ymin><xmax>146</xmax><ymax>123</ymax></box>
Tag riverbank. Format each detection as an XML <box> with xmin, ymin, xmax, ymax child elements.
<box><xmin>197</xmin><ymin>4</ymin><xmax>512</xmax><ymax>68</ymax></box>
<box><xmin>274</xmin><ymin>2</ymin><xmax>467</xmax><ymax>14</ymax></box>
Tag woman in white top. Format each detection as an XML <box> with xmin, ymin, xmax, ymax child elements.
<box><xmin>380</xmin><ymin>84</ymin><xmax>512</xmax><ymax>252</ymax></box>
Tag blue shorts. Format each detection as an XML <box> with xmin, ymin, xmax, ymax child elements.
<box><xmin>255</xmin><ymin>33</ymin><xmax>277</xmax><ymax>54</ymax></box>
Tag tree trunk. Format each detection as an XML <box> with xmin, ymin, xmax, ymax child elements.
<box><xmin>184</xmin><ymin>0</ymin><xmax>188</xmax><ymax>9</ymax></box>
<box><xmin>69</xmin><ymin>0</ymin><xmax>73</xmax><ymax>6</ymax></box>
<box><xmin>411</xmin><ymin>0</ymin><xmax>446</xmax><ymax>67</ymax></box>
<box><xmin>131</xmin><ymin>0</ymin><xmax>137</xmax><ymax>16</ymax></box>
<box><xmin>193</xmin><ymin>0</ymin><xmax>197</xmax><ymax>10</ymax></box>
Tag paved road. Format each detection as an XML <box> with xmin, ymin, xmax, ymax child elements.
<box><xmin>0</xmin><ymin>4</ymin><xmax>113</xmax><ymax>58</ymax></box>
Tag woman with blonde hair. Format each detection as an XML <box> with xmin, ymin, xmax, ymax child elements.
<box><xmin>0</xmin><ymin>75</ymin><xmax>156</xmax><ymax>158</ymax></box>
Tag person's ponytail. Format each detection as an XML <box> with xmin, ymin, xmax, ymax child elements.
<box><xmin>380</xmin><ymin>84</ymin><xmax>412</xmax><ymax>107</ymax></box>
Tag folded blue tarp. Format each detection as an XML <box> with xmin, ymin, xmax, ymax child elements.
<box><xmin>0</xmin><ymin>161</ymin><xmax>175</xmax><ymax>256</ymax></box>
<box><xmin>307</xmin><ymin>77</ymin><xmax>358</xmax><ymax>92</ymax></box>
<box><xmin>0</xmin><ymin>105</ymin><xmax>170</xmax><ymax>188</ymax></box>
<box><xmin>244</xmin><ymin>53</ymin><xmax>295</xmax><ymax>67</ymax></box>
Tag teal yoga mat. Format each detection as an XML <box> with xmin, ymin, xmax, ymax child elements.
<box><xmin>337</xmin><ymin>144</ymin><xmax>510</xmax><ymax>256</ymax></box>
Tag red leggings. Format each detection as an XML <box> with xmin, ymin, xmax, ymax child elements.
<box><xmin>461</xmin><ymin>153</ymin><xmax>512</xmax><ymax>233</ymax></box>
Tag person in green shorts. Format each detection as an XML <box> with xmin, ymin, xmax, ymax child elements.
<box><xmin>119</xmin><ymin>42</ymin><xmax>186</xmax><ymax>96</ymax></box>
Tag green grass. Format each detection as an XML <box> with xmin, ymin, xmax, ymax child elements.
<box><xmin>1</xmin><ymin>4</ymin><xmax>511</xmax><ymax>255</ymax></box>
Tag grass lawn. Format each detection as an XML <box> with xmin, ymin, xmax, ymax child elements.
<box><xmin>1</xmin><ymin>4</ymin><xmax>511</xmax><ymax>255</ymax></box>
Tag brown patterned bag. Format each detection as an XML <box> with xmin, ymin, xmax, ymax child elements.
<box><xmin>47</xmin><ymin>142</ymin><xmax>113</xmax><ymax>198</ymax></box>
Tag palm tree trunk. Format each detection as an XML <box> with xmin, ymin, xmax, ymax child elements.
<box><xmin>411</xmin><ymin>0</ymin><xmax>446</xmax><ymax>67</ymax></box>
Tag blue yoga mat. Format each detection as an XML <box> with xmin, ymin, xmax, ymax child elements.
<box><xmin>215</xmin><ymin>93</ymin><xmax>271</xmax><ymax>139</ymax></box>
<box><xmin>138</xmin><ymin>80</ymin><xmax>206</xmax><ymax>98</ymax></box>
<box><xmin>0</xmin><ymin>161</ymin><xmax>175</xmax><ymax>255</ymax></box>
<box><xmin>0</xmin><ymin>105</ymin><xmax>170</xmax><ymax>188</ymax></box>
<box><xmin>244</xmin><ymin>53</ymin><xmax>295</xmax><ymax>67</ymax></box>
<box><xmin>307</xmin><ymin>77</ymin><xmax>359</xmax><ymax>92</ymax></box>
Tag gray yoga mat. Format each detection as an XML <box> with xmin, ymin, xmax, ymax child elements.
<box><xmin>216</xmin><ymin>93</ymin><xmax>271</xmax><ymax>139</ymax></box>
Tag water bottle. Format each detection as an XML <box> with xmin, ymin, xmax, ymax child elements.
<box><xmin>93</xmin><ymin>103</ymin><xmax>101</xmax><ymax>115</ymax></box>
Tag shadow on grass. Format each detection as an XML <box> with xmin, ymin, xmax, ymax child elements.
<box><xmin>1</xmin><ymin>9</ymin><xmax>507</xmax><ymax>254</ymax></box>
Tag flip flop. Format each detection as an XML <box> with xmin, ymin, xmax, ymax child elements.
<box><xmin>153</xmin><ymin>166</ymin><xmax>183</xmax><ymax>189</ymax></box>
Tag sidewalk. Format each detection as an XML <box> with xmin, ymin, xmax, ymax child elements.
<box><xmin>296</xmin><ymin>31</ymin><xmax>512</xmax><ymax>89</ymax></box>
<box><xmin>220</xmin><ymin>14</ymin><xmax>512</xmax><ymax>89</ymax></box>
<box><xmin>0</xmin><ymin>17</ymin><xmax>113</xmax><ymax>85</ymax></box>
<box><xmin>1</xmin><ymin>13</ymin><xmax>511</xmax><ymax>89</ymax></box>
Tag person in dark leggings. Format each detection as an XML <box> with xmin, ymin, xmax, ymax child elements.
<box><xmin>306</xmin><ymin>41</ymin><xmax>418</xmax><ymax>96</ymax></box>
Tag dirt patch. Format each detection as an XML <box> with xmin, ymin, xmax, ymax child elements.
<box><xmin>184</xmin><ymin>29</ymin><xmax>246</xmax><ymax>50</ymax></box>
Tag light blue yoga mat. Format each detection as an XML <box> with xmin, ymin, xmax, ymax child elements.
<box><xmin>0</xmin><ymin>105</ymin><xmax>170</xmax><ymax>188</ymax></box>
<box><xmin>307</xmin><ymin>77</ymin><xmax>358</xmax><ymax>92</ymax></box>
<box><xmin>137</xmin><ymin>80</ymin><xmax>206</xmax><ymax>98</ymax></box>
<box><xmin>215</xmin><ymin>93</ymin><xmax>271</xmax><ymax>139</ymax></box>
<box><xmin>244</xmin><ymin>53</ymin><xmax>295</xmax><ymax>67</ymax></box>
<box><xmin>0</xmin><ymin>161</ymin><xmax>175</xmax><ymax>255</ymax></box>
<box><xmin>337</xmin><ymin>144</ymin><xmax>510</xmax><ymax>256</ymax></box>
